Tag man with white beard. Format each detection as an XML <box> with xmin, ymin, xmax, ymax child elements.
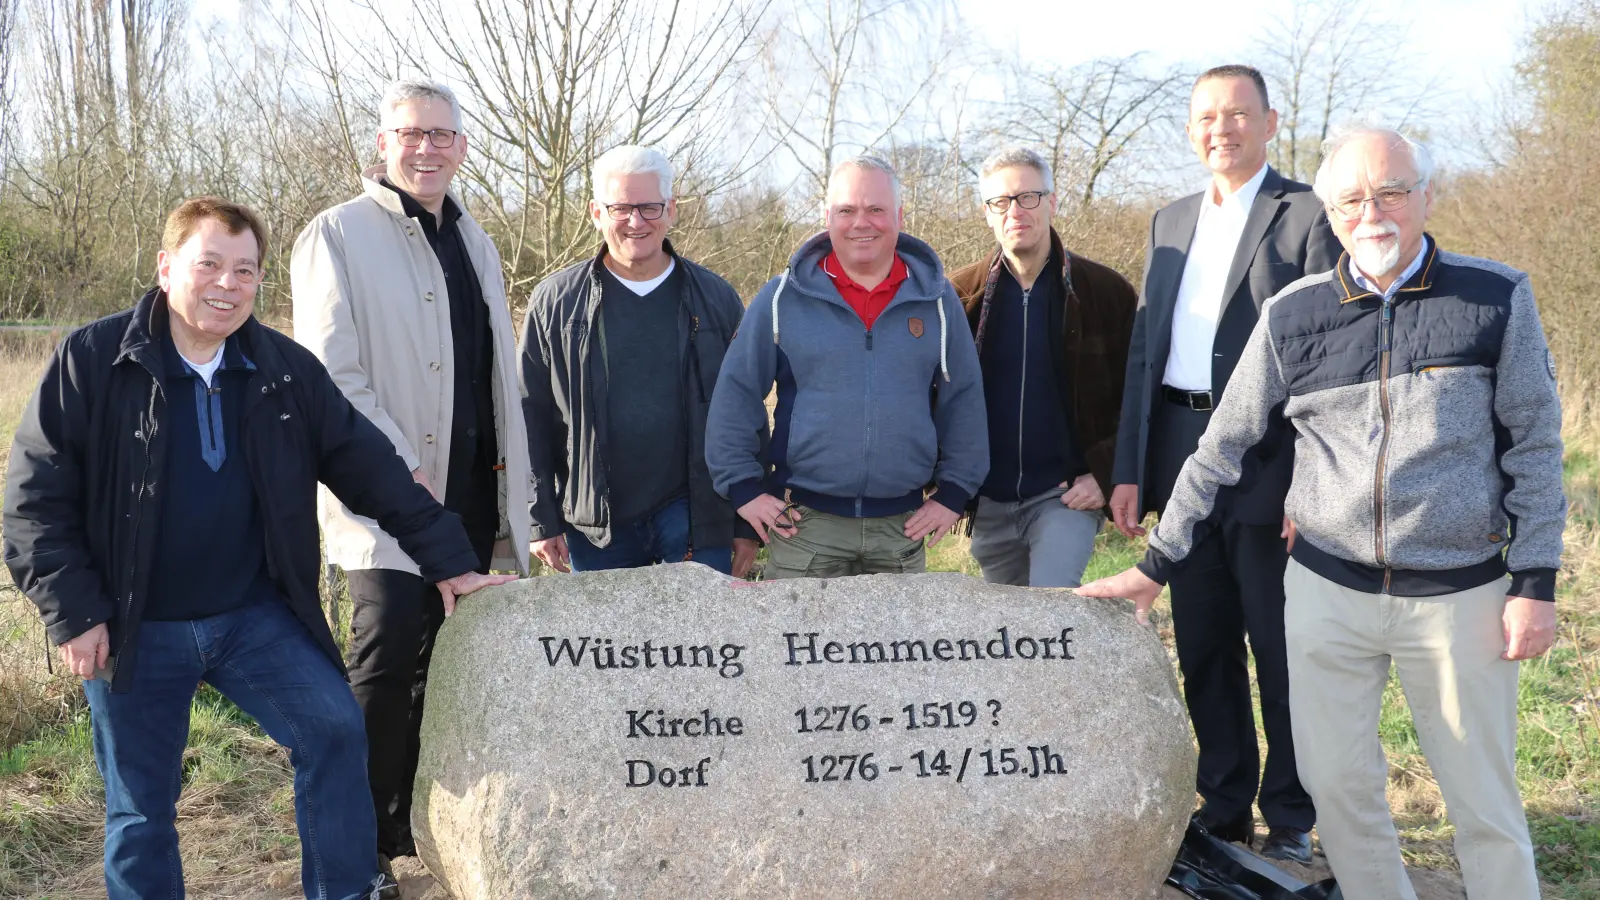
<box><xmin>1082</xmin><ymin>124</ymin><xmax>1564</xmax><ymax>900</ymax></box>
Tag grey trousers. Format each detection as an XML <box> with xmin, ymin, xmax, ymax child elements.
<box><xmin>968</xmin><ymin>488</ymin><xmax>1101</xmax><ymax>587</ymax></box>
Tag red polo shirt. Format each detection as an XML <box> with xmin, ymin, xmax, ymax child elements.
<box><xmin>821</xmin><ymin>251</ymin><xmax>909</xmax><ymax>330</ymax></box>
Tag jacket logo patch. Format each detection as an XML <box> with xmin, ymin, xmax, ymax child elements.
<box><xmin>908</xmin><ymin>317</ymin><xmax>924</xmax><ymax>338</ymax></box>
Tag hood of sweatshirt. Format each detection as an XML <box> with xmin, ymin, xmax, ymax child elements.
<box><xmin>784</xmin><ymin>230</ymin><xmax>951</xmax><ymax>307</ymax></box>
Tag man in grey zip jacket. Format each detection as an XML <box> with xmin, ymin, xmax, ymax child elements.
<box><xmin>706</xmin><ymin>156</ymin><xmax>988</xmax><ymax>576</ymax></box>
<box><xmin>1083</xmin><ymin>125</ymin><xmax>1562</xmax><ymax>900</ymax></box>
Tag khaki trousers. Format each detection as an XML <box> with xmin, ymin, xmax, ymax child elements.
<box><xmin>1283</xmin><ymin>559</ymin><xmax>1539</xmax><ymax>900</ymax></box>
<box><xmin>763</xmin><ymin>506</ymin><xmax>925</xmax><ymax>578</ymax></box>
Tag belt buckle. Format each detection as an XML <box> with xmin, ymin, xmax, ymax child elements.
<box><xmin>1192</xmin><ymin>392</ymin><xmax>1213</xmax><ymax>412</ymax></box>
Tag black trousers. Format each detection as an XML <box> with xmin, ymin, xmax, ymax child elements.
<box><xmin>1149</xmin><ymin>397</ymin><xmax>1314</xmax><ymax>831</ymax></box>
<box><xmin>346</xmin><ymin>479</ymin><xmax>495</xmax><ymax>858</ymax></box>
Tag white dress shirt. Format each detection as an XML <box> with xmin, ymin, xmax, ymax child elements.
<box><xmin>1162</xmin><ymin>164</ymin><xmax>1269</xmax><ymax>392</ymax></box>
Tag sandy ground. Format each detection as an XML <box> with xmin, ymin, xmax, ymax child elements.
<box><xmin>390</xmin><ymin>844</ymin><xmax>1469</xmax><ymax>899</ymax></box>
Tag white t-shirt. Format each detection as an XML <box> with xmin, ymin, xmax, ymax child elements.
<box><xmin>609</xmin><ymin>258</ymin><xmax>676</xmax><ymax>296</ymax></box>
<box><xmin>183</xmin><ymin>344</ymin><xmax>227</xmax><ymax>387</ymax></box>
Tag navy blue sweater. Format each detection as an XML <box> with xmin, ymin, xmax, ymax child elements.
<box><xmin>978</xmin><ymin>264</ymin><xmax>1084</xmax><ymax>502</ymax></box>
<box><xmin>144</xmin><ymin>334</ymin><xmax>280</xmax><ymax>621</ymax></box>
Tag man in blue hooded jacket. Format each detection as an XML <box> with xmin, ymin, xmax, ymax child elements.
<box><xmin>706</xmin><ymin>156</ymin><xmax>988</xmax><ymax>577</ymax></box>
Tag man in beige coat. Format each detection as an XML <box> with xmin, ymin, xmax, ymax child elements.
<box><xmin>290</xmin><ymin>77</ymin><xmax>530</xmax><ymax>890</ymax></box>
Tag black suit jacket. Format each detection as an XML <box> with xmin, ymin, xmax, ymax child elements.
<box><xmin>1112</xmin><ymin>167</ymin><xmax>1342</xmax><ymax>524</ymax></box>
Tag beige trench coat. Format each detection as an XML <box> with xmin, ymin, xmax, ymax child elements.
<box><xmin>290</xmin><ymin>166</ymin><xmax>531</xmax><ymax>575</ymax></box>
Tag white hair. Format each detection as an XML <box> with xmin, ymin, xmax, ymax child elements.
<box><xmin>592</xmin><ymin>145</ymin><xmax>675</xmax><ymax>201</ymax></box>
<box><xmin>379</xmin><ymin>78</ymin><xmax>463</xmax><ymax>130</ymax></box>
<box><xmin>825</xmin><ymin>155</ymin><xmax>902</xmax><ymax>208</ymax></box>
<box><xmin>979</xmin><ymin>146</ymin><xmax>1055</xmax><ymax>194</ymax></box>
<box><xmin>1312</xmin><ymin>120</ymin><xmax>1436</xmax><ymax>203</ymax></box>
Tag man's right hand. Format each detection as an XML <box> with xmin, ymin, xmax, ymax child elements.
<box><xmin>738</xmin><ymin>494</ymin><xmax>800</xmax><ymax>543</ymax></box>
<box><xmin>61</xmin><ymin>623</ymin><xmax>110</xmax><ymax>680</ymax></box>
<box><xmin>533</xmin><ymin>535</ymin><xmax>571</xmax><ymax>573</ymax></box>
<box><xmin>412</xmin><ymin>467</ymin><xmax>439</xmax><ymax>501</ymax></box>
<box><xmin>1109</xmin><ymin>484</ymin><xmax>1146</xmax><ymax>539</ymax></box>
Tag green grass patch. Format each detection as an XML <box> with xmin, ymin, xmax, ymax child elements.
<box><xmin>1530</xmin><ymin>814</ymin><xmax>1600</xmax><ymax>891</ymax></box>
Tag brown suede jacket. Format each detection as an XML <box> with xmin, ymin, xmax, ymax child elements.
<box><xmin>949</xmin><ymin>228</ymin><xmax>1137</xmax><ymax>500</ymax></box>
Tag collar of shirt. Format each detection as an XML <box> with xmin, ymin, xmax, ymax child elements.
<box><xmin>1199</xmin><ymin>163</ymin><xmax>1269</xmax><ymax>225</ymax></box>
<box><xmin>1351</xmin><ymin>235</ymin><xmax>1431</xmax><ymax>300</ymax></box>
<box><xmin>162</xmin><ymin>328</ymin><xmax>252</xmax><ymax>385</ymax></box>
<box><xmin>380</xmin><ymin>178</ymin><xmax>462</xmax><ymax>235</ymax></box>
<box><xmin>820</xmin><ymin>251</ymin><xmax>909</xmax><ymax>328</ymax></box>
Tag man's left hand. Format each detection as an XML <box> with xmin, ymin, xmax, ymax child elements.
<box><xmin>1061</xmin><ymin>474</ymin><xmax>1105</xmax><ymax>510</ymax></box>
<box><xmin>1078</xmin><ymin>567</ymin><xmax>1163</xmax><ymax>626</ymax></box>
<box><xmin>731</xmin><ymin>538</ymin><xmax>759</xmax><ymax>579</ymax></box>
<box><xmin>904</xmin><ymin>500</ymin><xmax>960</xmax><ymax>547</ymax></box>
<box><xmin>437</xmin><ymin>572</ymin><xmax>519</xmax><ymax>617</ymax></box>
<box><xmin>1503</xmin><ymin>595</ymin><xmax>1557</xmax><ymax>660</ymax></box>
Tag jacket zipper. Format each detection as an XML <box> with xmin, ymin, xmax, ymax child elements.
<box><xmin>1017</xmin><ymin>287</ymin><xmax>1032</xmax><ymax>499</ymax></box>
<box><xmin>113</xmin><ymin>382</ymin><xmax>161</xmax><ymax>681</ymax></box>
<box><xmin>1374</xmin><ymin>297</ymin><xmax>1394</xmax><ymax>591</ymax></box>
<box><xmin>858</xmin><ymin>328</ymin><xmax>874</xmax><ymax>517</ymax></box>
<box><xmin>683</xmin><ymin>311</ymin><xmax>700</xmax><ymax>560</ymax></box>
<box><xmin>205</xmin><ymin>384</ymin><xmax>220</xmax><ymax>455</ymax></box>
<box><xmin>587</xmin><ymin>267</ymin><xmax>614</xmax><ymax>535</ymax></box>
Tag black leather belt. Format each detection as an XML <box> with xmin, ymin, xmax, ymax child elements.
<box><xmin>1163</xmin><ymin>386</ymin><xmax>1214</xmax><ymax>411</ymax></box>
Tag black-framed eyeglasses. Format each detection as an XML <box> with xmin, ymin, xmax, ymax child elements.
<box><xmin>600</xmin><ymin>202</ymin><xmax>667</xmax><ymax>221</ymax></box>
<box><xmin>983</xmin><ymin>191</ymin><xmax>1048</xmax><ymax>214</ymax></box>
<box><xmin>388</xmin><ymin>127</ymin><xmax>459</xmax><ymax>149</ymax></box>
<box><xmin>1329</xmin><ymin>179</ymin><xmax>1423</xmax><ymax>221</ymax></box>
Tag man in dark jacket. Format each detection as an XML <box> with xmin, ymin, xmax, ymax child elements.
<box><xmin>950</xmin><ymin>147</ymin><xmax>1136</xmax><ymax>587</ymax></box>
<box><xmin>519</xmin><ymin>145</ymin><xmax>759</xmax><ymax>577</ymax></box>
<box><xmin>2</xmin><ymin>197</ymin><xmax>510</xmax><ymax>900</ymax></box>
<box><xmin>1104</xmin><ymin>65</ymin><xmax>1341</xmax><ymax>862</ymax></box>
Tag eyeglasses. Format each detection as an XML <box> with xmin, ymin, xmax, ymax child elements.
<box><xmin>600</xmin><ymin>202</ymin><xmax>667</xmax><ymax>221</ymax></box>
<box><xmin>1329</xmin><ymin>180</ymin><xmax>1423</xmax><ymax>221</ymax></box>
<box><xmin>388</xmin><ymin>128</ymin><xmax>460</xmax><ymax>149</ymax></box>
<box><xmin>983</xmin><ymin>191</ymin><xmax>1048</xmax><ymax>214</ymax></box>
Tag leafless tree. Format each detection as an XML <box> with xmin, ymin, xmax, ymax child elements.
<box><xmin>991</xmin><ymin>54</ymin><xmax>1187</xmax><ymax>208</ymax></box>
<box><xmin>1252</xmin><ymin>0</ymin><xmax>1442</xmax><ymax>182</ymax></box>
<box><xmin>0</xmin><ymin>0</ymin><xmax>19</xmax><ymax>186</ymax></box>
<box><xmin>760</xmin><ymin>0</ymin><xmax>963</xmax><ymax>201</ymax></box>
<box><xmin>386</xmin><ymin>0</ymin><xmax>771</xmax><ymax>291</ymax></box>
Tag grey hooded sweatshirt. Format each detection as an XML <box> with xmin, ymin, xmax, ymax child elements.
<box><xmin>707</xmin><ymin>232</ymin><xmax>989</xmax><ymax>518</ymax></box>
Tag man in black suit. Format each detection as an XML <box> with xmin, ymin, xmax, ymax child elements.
<box><xmin>1107</xmin><ymin>64</ymin><xmax>1341</xmax><ymax>864</ymax></box>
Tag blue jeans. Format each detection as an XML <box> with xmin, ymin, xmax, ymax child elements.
<box><xmin>566</xmin><ymin>497</ymin><xmax>732</xmax><ymax>574</ymax></box>
<box><xmin>83</xmin><ymin>598</ymin><xmax>379</xmax><ymax>900</ymax></box>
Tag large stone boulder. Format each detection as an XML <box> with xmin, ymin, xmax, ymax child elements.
<box><xmin>414</xmin><ymin>564</ymin><xmax>1194</xmax><ymax>899</ymax></box>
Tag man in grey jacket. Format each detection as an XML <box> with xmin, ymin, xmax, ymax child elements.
<box><xmin>706</xmin><ymin>156</ymin><xmax>988</xmax><ymax>577</ymax></box>
<box><xmin>1082</xmin><ymin>125</ymin><xmax>1563</xmax><ymax>900</ymax></box>
<box><xmin>519</xmin><ymin>145</ymin><xmax>759</xmax><ymax>577</ymax></box>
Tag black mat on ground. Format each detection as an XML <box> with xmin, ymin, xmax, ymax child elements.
<box><xmin>1167</xmin><ymin>820</ymin><xmax>1341</xmax><ymax>900</ymax></box>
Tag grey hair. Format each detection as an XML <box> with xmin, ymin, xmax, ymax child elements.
<box><xmin>379</xmin><ymin>78</ymin><xmax>463</xmax><ymax>130</ymax></box>
<box><xmin>825</xmin><ymin>155</ymin><xmax>902</xmax><ymax>208</ymax></box>
<box><xmin>978</xmin><ymin>146</ymin><xmax>1055</xmax><ymax>194</ymax></box>
<box><xmin>592</xmin><ymin>145</ymin><xmax>675</xmax><ymax>201</ymax></box>
<box><xmin>1312</xmin><ymin>121</ymin><xmax>1436</xmax><ymax>203</ymax></box>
